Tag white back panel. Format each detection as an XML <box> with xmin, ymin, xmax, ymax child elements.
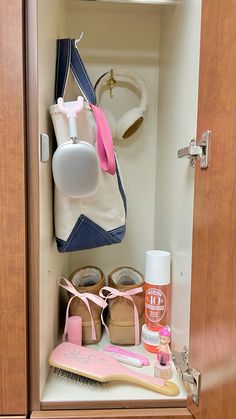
<box><xmin>67</xmin><ymin>2</ymin><xmax>161</xmax><ymax>276</ymax></box>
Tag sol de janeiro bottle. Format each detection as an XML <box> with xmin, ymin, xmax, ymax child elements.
<box><xmin>144</xmin><ymin>250</ymin><xmax>171</xmax><ymax>352</ymax></box>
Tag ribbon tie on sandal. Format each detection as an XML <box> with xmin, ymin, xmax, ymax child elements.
<box><xmin>59</xmin><ymin>277</ymin><xmax>107</xmax><ymax>342</ymax></box>
<box><xmin>99</xmin><ymin>286</ymin><xmax>143</xmax><ymax>345</ymax></box>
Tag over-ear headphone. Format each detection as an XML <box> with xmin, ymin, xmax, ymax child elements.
<box><xmin>95</xmin><ymin>69</ymin><xmax>147</xmax><ymax>140</ymax></box>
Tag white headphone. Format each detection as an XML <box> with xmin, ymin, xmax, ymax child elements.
<box><xmin>95</xmin><ymin>69</ymin><xmax>147</xmax><ymax>140</ymax></box>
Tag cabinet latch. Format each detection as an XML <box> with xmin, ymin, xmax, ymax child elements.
<box><xmin>40</xmin><ymin>133</ymin><xmax>50</xmax><ymax>162</ymax></box>
<box><xmin>177</xmin><ymin>130</ymin><xmax>211</xmax><ymax>168</ymax></box>
<box><xmin>172</xmin><ymin>346</ymin><xmax>201</xmax><ymax>406</ymax></box>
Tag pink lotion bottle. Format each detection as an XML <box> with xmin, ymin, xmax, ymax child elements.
<box><xmin>143</xmin><ymin>250</ymin><xmax>171</xmax><ymax>353</ymax></box>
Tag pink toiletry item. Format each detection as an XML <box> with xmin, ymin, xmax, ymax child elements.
<box><xmin>103</xmin><ymin>344</ymin><xmax>150</xmax><ymax>366</ymax></box>
<box><xmin>49</xmin><ymin>342</ymin><xmax>179</xmax><ymax>396</ymax></box>
<box><xmin>103</xmin><ymin>352</ymin><xmax>143</xmax><ymax>367</ymax></box>
<box><xmin>67</xmin><ymin>316</ymin><xmax>82</xmax><ymax>346</ymax></box>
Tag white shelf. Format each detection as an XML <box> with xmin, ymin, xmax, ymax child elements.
<box><xmin>42</xmin><ymin>333</ymin><xmax>187</xmax><ymax>406</ymax></box>
<box><xmin>74</xmin><ymin>0</ymin><xmax>177</xmax><ymax>15</ymax></box>
<box><xmin>82</xmin><ymin>0</ymin><xmax>177</xmax><ymax>3</ymax></box>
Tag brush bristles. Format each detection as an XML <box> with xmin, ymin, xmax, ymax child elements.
<box><xmin>50</xmin><ymin>366</ymin><xmax>105</xmax><ymax>387</ymax></box>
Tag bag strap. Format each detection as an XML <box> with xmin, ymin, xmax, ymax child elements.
<box><xmin>54</xmin><ymin>38</ymin><xmax>96</xmax><ymax>105</ymax></box>
<box><xmin>90</xmin><ymin>104</ymin><xmax>116</xmax><ymax>175</ymax></box>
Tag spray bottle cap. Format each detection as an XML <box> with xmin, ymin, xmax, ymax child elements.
<box><xmin>145</xmin><ymin>250</ymin><xmax>170</xmax><ymax>285</ymax></box>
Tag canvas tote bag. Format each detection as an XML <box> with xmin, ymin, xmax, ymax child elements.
<box><xmin>50</xmin><ymin>39</ymin><xmax>127</xmax><ymax>252</ymax></box>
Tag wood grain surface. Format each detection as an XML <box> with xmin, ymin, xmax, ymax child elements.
<box><xmin>188</xmin><ymin>1</ymin><xmax>236</xmax><ymax>418</ymax></box>
<box><xmin>26</xmin><ymin>0</ymin><xmax>40</xmax><ymax>412</ymax></box>
<box><xmin>1</xmin><ymin>417</ymin><xmax>26</xmax><ymax>419</ymax></box>
<box><xmin>41</xmin><ymin>399</ymin><xmax>186</xmax><ymax>411</ymax></box>
<box><xmin>31</xmin><ymin>407</ymin><xmax>192</xmax><ymax>419</ymax></box>
<box><xmin>0</xmin><ymin>0</ymin><xmax>27</xmax><ymax>415</ymax></box>
<box><xmin>27</xmin><ymin>0</ymin><xmax>236</xmax><ymax>418</ymax></box>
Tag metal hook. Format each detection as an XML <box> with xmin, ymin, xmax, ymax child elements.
<box><xmin>106</xmin><ymin>69</ymin><xmax>116</xmax><ymax>98</ymax></box>
<box><xmin>75</xmin><ymin>31</ymin><xmax>85</xmax><ymax>47</ymax></box>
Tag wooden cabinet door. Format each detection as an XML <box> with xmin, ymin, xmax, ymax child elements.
<box><xmin>0</xmin><ymin>0</ymin><xmax>27</xmax><ymax>415</ymax></box>
<box><xmin>188</xmin><ymin>1</ymin><xmax>236</xmax><ymax>418</ymax></box>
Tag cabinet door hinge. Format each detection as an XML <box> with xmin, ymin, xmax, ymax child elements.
<box><xmin>172</xmin><ymin>346</ymin><xmax>201</xmax><ymax>406</ymax></box>
<box><xmin>177</xmin><ymin>130</ymin><xmax>211</xmax><ymax>168</ymax></box>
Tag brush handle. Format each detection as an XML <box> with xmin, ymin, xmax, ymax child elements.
<box><xmin>116</xmin><ymin>370</ymin><xmax>179</xmax><ymax>397</ymax></box>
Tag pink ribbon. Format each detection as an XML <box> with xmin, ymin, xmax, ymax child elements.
<box><xmin>59</xmin><ymin>277</ymin><xmax>107</xmax><ymax>342</ymax></box>
<box><xmin>99</xmin><ymin>286</ymin><xmax>143</xmax><ymax>345</ymax></box>
<box><xmin>90</xmin><ymin>104</ymin><xmax>116</xmax><ymax>175</ymax></box>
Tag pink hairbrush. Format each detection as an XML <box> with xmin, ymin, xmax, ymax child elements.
<box><xmin>49</xmin><ymin>342</ymin><xmax>179</xmax><ymax>397</ymax></box>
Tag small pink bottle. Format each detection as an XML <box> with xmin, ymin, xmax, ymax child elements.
<box><xmin>143</xmin><ymin>250</ymin><xmax>171</xmax><ymax>353</ymax></box>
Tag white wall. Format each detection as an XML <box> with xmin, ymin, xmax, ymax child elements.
<box><xmin>156</xmin><ymin>0</ymin><xmax>202</xmax><ymax>351</ymax></box>
<box><xmin>66</xmin><ymin>1</ymin><xmax>161</xmax><ymax>277</ymax></box>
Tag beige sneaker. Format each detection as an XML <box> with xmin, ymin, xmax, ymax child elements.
<box><xmin>101</xmin><ymin>267</ymin><xmax>145</xmax><ymax>345</ymax></box>
<box><xmin>67</xmin><ymin>266</ymin><xmax>106</xmax><ymax>344</ymax></box>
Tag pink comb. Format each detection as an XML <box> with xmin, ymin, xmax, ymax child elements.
<box><xmin>49</xmin><ymin>342</ymin><xmax>179</xmax><ymax>397</ymax></box>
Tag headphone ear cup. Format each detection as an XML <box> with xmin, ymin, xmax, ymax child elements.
<box><xmin>99</xmin><ymin>106</ymin><xmax>116</xmax><ymax>139</ymax></box>
<box><xmin>116</xmin><ymin>107</ymin><xmax>144</xmax><ymax>140</ymax></box>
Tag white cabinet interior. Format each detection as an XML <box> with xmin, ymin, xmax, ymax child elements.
<box><xmin>38</xmin><ymin>0</ymin><xmax>202</xmax><ymax>408</ymax></box>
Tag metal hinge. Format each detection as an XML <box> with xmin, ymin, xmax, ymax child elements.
<box><xmin>172</xmin><ymin>346</ymin><xmax>201</xmax><ymax>405</ymax></box>
<box><xmin>177</xmin><ymin>130</ymin><xmax>211</xmax><ymax>168</ymax></box>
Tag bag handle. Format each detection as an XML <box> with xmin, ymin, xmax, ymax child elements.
<box><xmin>54</xmin><ymin>39</ymin><xmax>96</xmax><ymax>105</ymax></box>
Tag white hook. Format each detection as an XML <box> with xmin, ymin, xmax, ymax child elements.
<box><xmin>75</xmin><ymin>31</ymin><xmax>85</xmax><ymax>47</ymax></box>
